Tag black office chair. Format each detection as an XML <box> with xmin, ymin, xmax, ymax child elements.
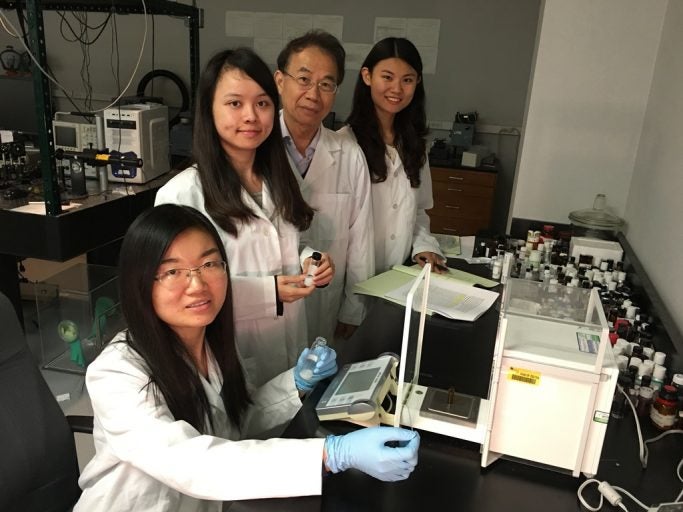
<box><xmin>0</xmin><ymin>292</ymin><xmax>93</xmax><ymax>512</ymax></box>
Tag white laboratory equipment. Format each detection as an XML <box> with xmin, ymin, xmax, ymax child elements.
<box><xmin>481</xmin><ymin>278</ymin><xmax>618</xmax><ymax>477</ymax></box>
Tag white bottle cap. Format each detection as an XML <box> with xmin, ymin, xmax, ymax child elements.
<box><xmin>618</xmin><ymin>271</ymin><xmax>627</xmax><ymax>282</ymax></box>
<box><xmin>585</xmin><ymin>269</ymin><xmax>595</xmax><ymax>280</ymax></box>
<box><xmin>629</xmin><ymin>357</ymin><xmax>643</xmax><ymax>368</ymax></box>
<box><xmin>604</xmin><ymin>272</ymin><xmax>613</xmax><ymax>283</ymax></box>
<box><xmin>638</xmin><ymin>386</ymin><xmax>654</xmax><ymax>399</ymax></box>
<box><xmin>622</xmin><ymin>299</ymin><xmax>633</xmax><ymax>308</ymax></box>
<box><xmin>642</xmin><ymin>347</ymin><xmax>655</xmax><ymax>359</ymax></box>
<box><xmin>653</xmin><ymin>351</ymin><xmax>666</xmax><ymax>365</ymax></box>
<box><xmin>626</xmin><ymin>306</ymin><xmax>637</xmax><ymax>319</ymax></box>
<box><xmin>641</xmin><ymin>360</ymin><xmax>655</xmax><ymax>375</ymax></box>
<box><xmin>600</xmin><ymin>261</ymin><xmax>609</xmax><ymax>271</ymax></box>
<box><xmin>608</xmin><ymin>281</ymin><xmax>617</xmax><ymax>291</ymax></box>
<box><xmin>616</xmin><ymin>355</ymin><xmax>629</xmax><ymax>370</ymax></box>
<box><xmin>672</xmin><ymin>373</ymin><xmax>683</xmax><ymax>386</ymax></box>
<box><xmin>653</xmin><ymin>364</ymin><xmax>667</xmax><ymax>379</ymax></box>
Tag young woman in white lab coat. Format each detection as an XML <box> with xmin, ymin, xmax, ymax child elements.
<box><xmin>75</xmin><ymin>204</ymin><xmax>420</xmax><ymax>511</ymax></box>
<box><xmin>339</xmin><ymin>38</ymin><xmax>445</xmax><ymax>274</ymax></box>
<box><xmin>156</xmin><ymin>48</ymin><xmax>334</xmax><ymax>387</ymax></box>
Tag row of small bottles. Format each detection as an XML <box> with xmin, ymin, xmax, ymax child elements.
<box><xmin>611</xmin><ymin>366</ymin><xmax>683</xmax><ymax>431</ymax></box>
<box><xmin>480</xmin><ymin>228</ymin><xmax>683</xmax><ymax>429</ymax></box>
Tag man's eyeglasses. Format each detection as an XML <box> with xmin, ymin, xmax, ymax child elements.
<box><xmin>155</xmin><ymin>260</ymin><xmax>227</xmax><ymax>290</ymax></box>
<box><xmin>282</xmin><ymin>71</ymin><xmax>338</xmax><ymax>94</ymax></box>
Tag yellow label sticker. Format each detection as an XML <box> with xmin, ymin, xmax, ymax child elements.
<box><xmin>507</xmin><ymin>367</ymin><xmax>540</xmax><ymax>386</ymax></box>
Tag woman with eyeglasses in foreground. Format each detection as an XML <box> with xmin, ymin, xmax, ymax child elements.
<box><xmin>74</xmin><ymin>204</ymin><xmax>420</xmax><ymax>511</ymax></box>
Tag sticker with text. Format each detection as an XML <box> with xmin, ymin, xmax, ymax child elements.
<box><xmin>593</xmin><ymin>411</ymin><xmax>609</xmax><ymax>424</ymax></box>
<box><xmin>576</xmin><ymin>331</ymin><xmax>600</xmax><ymax>354</ymax></box>
<box><xmin>507</xmin><ymin>367</ymin><xmax>540</xmax><ymax>386</ymax></box>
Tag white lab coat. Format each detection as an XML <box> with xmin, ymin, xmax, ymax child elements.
<box><xmin>75</xmin><ymin>336</ymin><xmax>324</xmax><ymax>512</ymax></box>
<box><xmin>283</xmin><ymin>118</ymin><xmax>374</xmax><ymax>341</ymax></box>
<box><xmin>155</xmin><ymin>168</ymin><xmax>308</xmax><ymax>387</ymax></box>
<box><xmin>338</xmin><ymin>126</ymin><xmax>443</xmax><ymax>274</ymax></box>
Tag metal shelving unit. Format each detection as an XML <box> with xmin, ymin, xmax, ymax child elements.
<box><xmin>0</xmin><ymin>0</ymin><xmax>200</xmax><ymax>326</ymax></box>
<box><xmin>0</xmin><ymin>0</ymin><xmax>200</xmax><ymax>214</ymax></box>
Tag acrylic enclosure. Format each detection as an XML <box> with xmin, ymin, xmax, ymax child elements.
<box><xmin>482</xmin><ymin>278</ymin><xmax>618</xmax><ymax>477</ymax></box>
<box><xmin>34</xmin><ymin>263</ymin><xmax>123</xmax><ymax>374</ymax></box>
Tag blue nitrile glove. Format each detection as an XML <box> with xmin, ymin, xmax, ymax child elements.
<box><xmin>294</xmin><ymin>345</ymin><xmax>337</xmax><ymax>392</ymax></box>
<box><xmin>324</xmin><ymin>426</ymin><xmax>420</xmax><ymax>482</ymax></box>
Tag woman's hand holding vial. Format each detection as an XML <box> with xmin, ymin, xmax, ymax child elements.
<box><xmin>294</xmin><ymin>336</ymin><xmax>337</xmax><ymax>392</ymax></box>
<box><xmin>303</xmin><ymin>251</ymin><xmax>335</xmax><ymax>288</ymax></box>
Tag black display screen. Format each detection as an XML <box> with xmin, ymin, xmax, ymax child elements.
<box><xmin>337</xmin><ymin>368</ymin><xmax>379</xmax><ymax>395</ymax></box>
<box><xmin>55</xmin><ymin>125</ymin><xmax>77</xmax><ymax>147</ymax></box>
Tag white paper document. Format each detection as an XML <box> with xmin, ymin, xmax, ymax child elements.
<box><xmin>386</xmin><ymin>277</ymin><xmax>499</xmax><ymax>322</ymax></box>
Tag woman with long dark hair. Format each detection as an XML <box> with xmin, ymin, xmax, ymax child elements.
<box><xmin>341</xmin><ymin>38</ymin><xmax>444</xmax><ymax>274</ymax></box>
<box><xmin>156</xmin><ymin>48</ymin><xmax>334</xmax><ymax>387</ymax></box>
<box><xmin>74</xmin><ymin>204</ymin><xmax>419</xmax><ymax>511</ymax></box>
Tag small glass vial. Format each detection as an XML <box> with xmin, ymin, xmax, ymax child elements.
<box><xmin>304</xmin><ymin>251</ymin><xmax>322</xmax><ymax>287</ymax></box>
<box><xmin>491</xmin><ymin>258</ymin><xmax>502</xmax><ymax>280</ymax></box>
<box><xmin>611</xmin><ymin>374</ymin><xmax>632</xmax><ymax>419</ymax></box>
<box><xmin>650</xmin><ymin>384</ymin><xmax>678</xmax><ymax>430</ymax></box>
<box><xmin>298</xmin><ymin>336</ymin><xmax>328</xmax><ymax>380</ymax></box>
<box><xmin>651</xmin><ymin>364</ymin><xmax>667</xmax><ymax>392</ymax></box>
<box><xmin>635</xmin><ymin>386</ymin><xmax>654</xmax><ymax>417</ymax></box>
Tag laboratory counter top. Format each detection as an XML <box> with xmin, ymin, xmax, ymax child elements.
<box><xmin>224</xmin><ymin>259</ymin><xmax>681</xmax><ymax>511</ymax></box>
<box><xmin>224</xmin><ymin>382</ymin><xmax>682</xmax><ymax>512</ymax></box>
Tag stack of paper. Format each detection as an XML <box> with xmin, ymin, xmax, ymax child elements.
<box><xmin>353</xmin><ymin>264</ymin><xmax>499</xmax><ymax>321</ymax></box>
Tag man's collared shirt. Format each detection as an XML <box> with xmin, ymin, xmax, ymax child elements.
<box><xmin>280</xmin><ymin>113</ymin><xmax>321</xmax><ymax>178</ymax></box>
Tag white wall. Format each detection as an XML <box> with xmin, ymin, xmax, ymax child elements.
<box><xmin>624</xmin><ymin>0</ymin><xmax>683</xmax><ymax>334</ymax></box>
<box><xmin>511</xmin><ymin>0</ymin><xmax>666</xmax><ymax>224</ymax></box>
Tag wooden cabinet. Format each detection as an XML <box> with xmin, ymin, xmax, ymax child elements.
<box><xmin>427</xmin><ymin>166</ymin><xmax>497</xmax><ymax>236</ymax></box>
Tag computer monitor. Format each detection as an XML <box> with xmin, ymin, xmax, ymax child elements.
<box><xmin>393</xmin><ymin>264</ymin><xmax>431</xmax><ymax>427</ymax></box>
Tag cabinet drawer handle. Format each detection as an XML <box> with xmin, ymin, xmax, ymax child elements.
<box><xmin>447</xmin><ymin>187</ymin><xmax>463</xmax><ymax>192</ymax></box>
<box><xmin>445</xmin><ymin>205</ymin><xmax>461</xmax><ymax>209</ymax></box>
<box><xmin>448</xmin><ymin>176</ymin><xmax>464</xmax><ymax>181</ymax></box>
<box><xmin>443</xmin><ymin>228</ymin><xmax>459</xmax><ymax>233</ymax></box>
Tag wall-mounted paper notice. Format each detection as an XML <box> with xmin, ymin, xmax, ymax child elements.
<box><xmin>372</xmin><ymin>17</ymin><xmax>440</xmax><ymax>74</ymax></box>
<box><xmin>418</xmin><ymin>46</ymin><xmax>438</xmax><ymax>74</ymax></box>
<box><xmin>253</xmin><ymin>12</ymin><xmax>283</xmax><ymax>39</ymax></box>
<box><xmin>374</xmin><ymin>17</ymin><xmax>407</xmax><ymax>41</ymax></box>
<box><xmin>284</xmin><ymin>13</ymin><xmax>313</xmax><ymax>40</ymax></box>
<box><xmin>225</xmin><ymin>11</ymin><xmax>254</xmax><ymax>37</ymax></box>
<box><xmin>313</xmin><ymin>15</ymin><xmax>343</xmax><ymax>39</ymax></box>
<box><xmin>406</xmin><ymin>18</ymin><xmax>440</xmax><ymax>47</ymax></box>
<box><xmin>344</xmin><ymin>43</ymin><xmax>373</xmax><ymax>70</ymax></box>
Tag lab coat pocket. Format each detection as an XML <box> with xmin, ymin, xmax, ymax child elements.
<box><xmin>305</xmin><ymin>193</ymin><xmax>351</xmax><ymax>251</ymax></box>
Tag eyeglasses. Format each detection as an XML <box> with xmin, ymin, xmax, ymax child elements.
<box><xmin>155</xmin><ymin>260</ymin><xmax>227</xmax><ymax>290</ymax></box>
<box><xmin>282</xmin><ymin>71</ymin><xmax>338</xmax><ymax>94</ymax></box>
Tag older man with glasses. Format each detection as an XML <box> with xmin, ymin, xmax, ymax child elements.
<box><xmin>275</xmin><ymin>30</ymin><xmax>374</xmax><ymax>344</ymax></box>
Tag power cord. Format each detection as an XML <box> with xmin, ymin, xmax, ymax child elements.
<box><xmin>578</xmin><ymin>384</ymin><xmax>683</xmax><ymax>510</ymax></box>
<box><xmin>578</xmin><ymin>478</ymin><xmax>649</xmax><ymax>511</ymax></box>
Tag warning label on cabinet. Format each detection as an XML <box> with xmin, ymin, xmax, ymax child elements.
<box><xmin>507</xmin><ymin>367</ymin><xmax>540</xmax><ymax>386</ymax></box>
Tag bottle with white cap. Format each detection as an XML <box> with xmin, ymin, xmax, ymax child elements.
<box><xmin>671</xmin><ymin>373</ymin><xmax>683</xmax><ymax>394</ymax></box>
<box><xmin>651</xmin><ymin>364</ymin><xmax>667</xmax><ymax>392</ymax></box>
<box><xmin>653</xmin><ymin>351</ymin><xmax>667</xmax><ymax>366</ymax></box>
